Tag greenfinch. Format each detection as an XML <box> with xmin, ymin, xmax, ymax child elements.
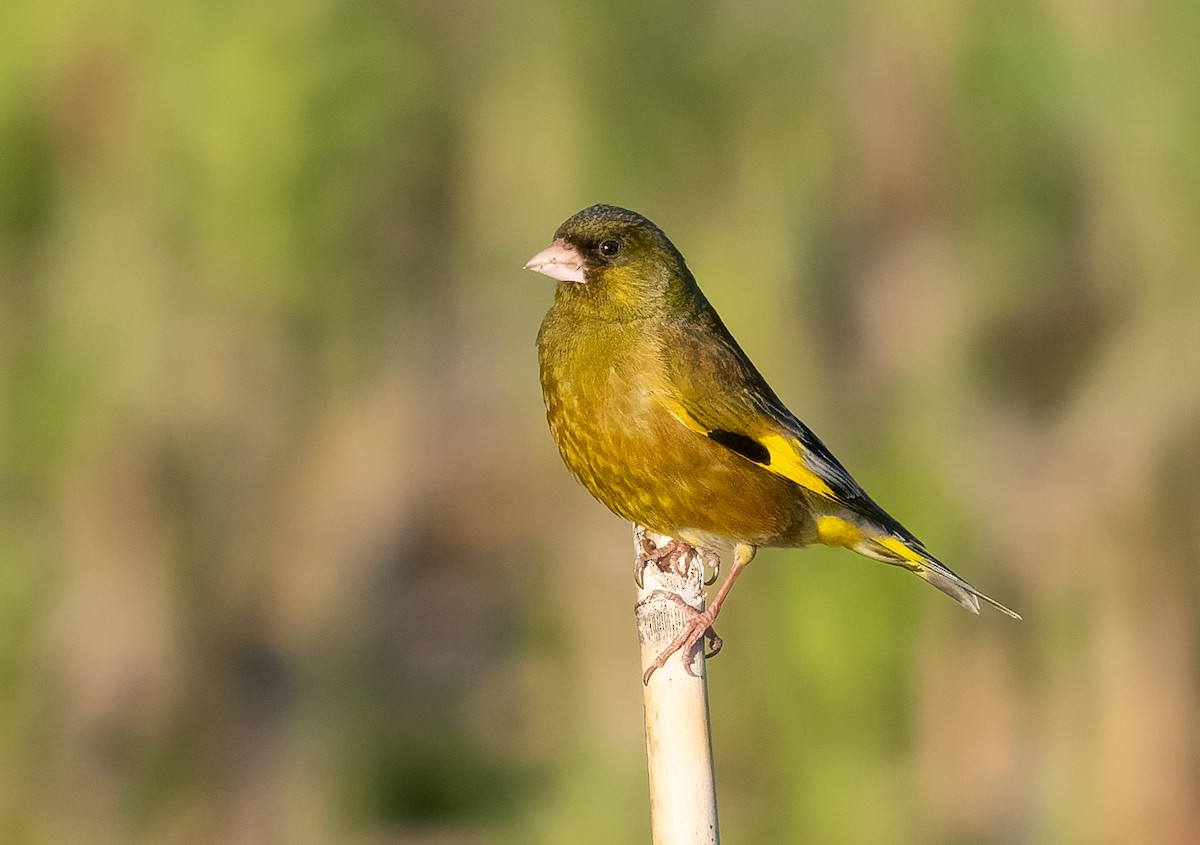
<box><xmin>526</xmin><ymin>204</ymin><xmax>1018</xmax><ymax>680</ymax></box>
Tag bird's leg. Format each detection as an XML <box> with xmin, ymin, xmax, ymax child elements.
<box><xmin>642</xmin><ymin>544</ymin><xmax>756</xmax><ymax>684</ymax></box>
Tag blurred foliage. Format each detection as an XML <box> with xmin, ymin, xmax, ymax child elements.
<box><xmin>2</xmin><ymin>1</ymin><xmax>1199</xmax><ymax>843</ymax></box>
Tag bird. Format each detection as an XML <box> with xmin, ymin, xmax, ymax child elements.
<box><xmin>525</xmin><ymin>204</ymin><xmax>1019</xmax><ymax>682</ymax></box>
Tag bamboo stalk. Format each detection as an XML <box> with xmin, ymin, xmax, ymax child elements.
<box><xmin>634</xmin><ymin>525</ymin><xmax>720</xmax><ymax>845</ymax></box>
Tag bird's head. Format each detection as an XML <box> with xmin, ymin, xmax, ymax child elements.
<box><xmin>525</xmin><ymin>204</ymin><xmax>695</xmax><ymax>317</ymax></box>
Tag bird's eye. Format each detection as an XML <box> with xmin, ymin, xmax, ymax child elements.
<box><xmin>598</xmin><ymin>239</ymin><xmax>620</xmax><ymax>258</ymax></box>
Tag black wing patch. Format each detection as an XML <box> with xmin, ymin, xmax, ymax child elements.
<box><xmin>707</xmin><ymin>429</ymin><xmax>771</xmax><ymax>466</ymax></box>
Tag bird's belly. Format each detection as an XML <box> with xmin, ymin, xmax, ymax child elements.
<box><xmin>543</xmin><ymin>373</ymin><xmax>815</xmax><ymax>548</ymax></box>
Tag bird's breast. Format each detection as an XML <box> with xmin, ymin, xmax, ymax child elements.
<box><xmin>537</xmin><ymin>313</ymin><xmax>816</xmax><ymax>547</ymax></box>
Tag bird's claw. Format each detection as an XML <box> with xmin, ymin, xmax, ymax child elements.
<box><xmin>634</xmin><ymin>537</ymin><xmax>695</xmax><ymax>588</ymax></box>
<box><xmin>635</xmin><ymin>538</ymin><xmax>722</xmax><ymax>588</ymax></box>
<box><xmin>641</xmin><ymin>590</ymin><xmax>722</xmax><ymax>684</ymax></box>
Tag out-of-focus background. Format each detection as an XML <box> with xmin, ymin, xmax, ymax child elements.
<box><xmin>2</xmin><ymin>1</ymin><xmax>1198</xmax><ymax>843</ymax></box>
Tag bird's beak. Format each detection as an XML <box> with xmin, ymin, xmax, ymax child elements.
<box><xmin>524</xmin><ymin>238</ymin><xmax>586</xmax><ymax>284</ymax></box>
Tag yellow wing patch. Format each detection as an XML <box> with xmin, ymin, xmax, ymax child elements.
<box><xmin>662</xmin><ymin>400</ymin><xmax>837</xmax><ymax>499</ymax></box>
<box><xmin>661</xmin><ymin>398</ymin><xmax>709</xmax><ymax>435</ymax></box>
<box><xmin>756</xmin><ymin>433</ymin><xmax>837</xmax><ymax>499</ymax></box>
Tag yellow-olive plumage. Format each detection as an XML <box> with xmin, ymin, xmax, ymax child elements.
<box><xmin>527</xmin><ymin>204</ymin><xmax>1018</xmax><ymax>652</ymax></box>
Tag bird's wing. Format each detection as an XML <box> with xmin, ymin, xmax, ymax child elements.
<box><xmin>659</xmin><ymin>307</ymin><xmax>918</xmax><ymax>543</ymax></box>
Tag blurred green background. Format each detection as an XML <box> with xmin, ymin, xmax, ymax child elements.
<box><xmin>3</xmin><ymin>1</ymin><xmax>1199</xmax><ymax>843</ymax></box>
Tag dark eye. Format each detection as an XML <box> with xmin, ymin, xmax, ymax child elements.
<box><xmin>598</xmin><ymin>239</ymin><xmax>620</xmax><ymax>258</ymax></box>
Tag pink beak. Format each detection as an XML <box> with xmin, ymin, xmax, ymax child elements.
<box><xmin>524</xmin><ymin>238</ymin><xmax>587</xmax><ymax>284</ymax></box>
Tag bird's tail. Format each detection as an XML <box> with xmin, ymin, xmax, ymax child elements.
<box><xmin>861</xmin><ymin>534</ymin><xmax>1021</xmax><ymax>620</ymax></box>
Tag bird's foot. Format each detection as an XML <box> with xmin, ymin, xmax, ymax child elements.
<box><xmin>634</xmin><ymin>537</ymin><xmax>692</xmax><ymax>587</ymax></box>
<box><xmin>702</xmin><ymin>549</ymin><xmax>720</xmax><ymax>586</ymax></box>
<box><xmin>641</xmin><ymin>591</ymin><xmax>723</xmax><ymax>685</ymax></box>
<box><xmin>634</xmin><ymin>538</ymin><xmax>720</xmax><ymax>587</ymax></box>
